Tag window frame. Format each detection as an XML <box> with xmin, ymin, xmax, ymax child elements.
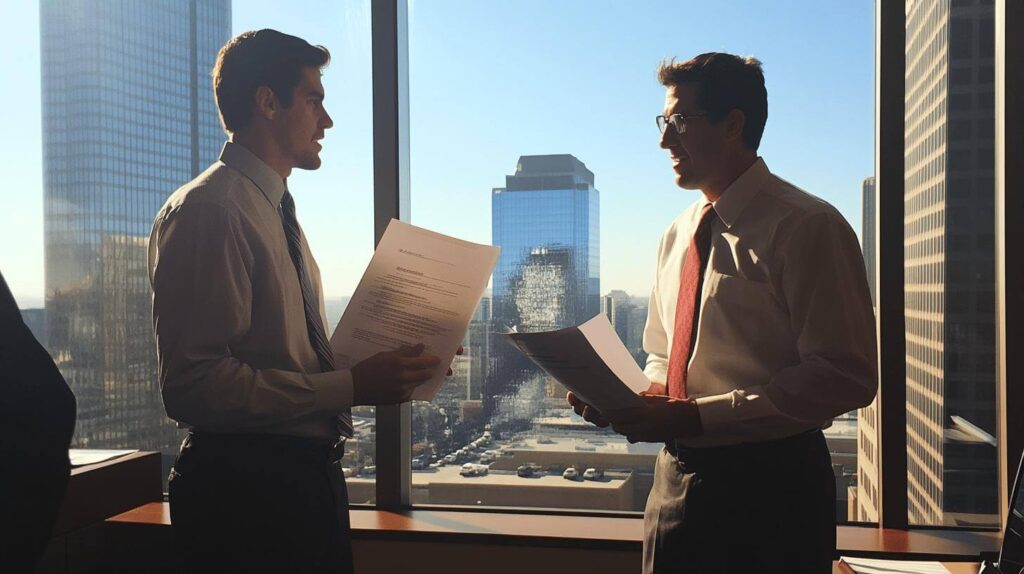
<box><xmin>368</xmin><ymin>0</ymin><xmax>1023</xmax><ymax>537</ymax></box>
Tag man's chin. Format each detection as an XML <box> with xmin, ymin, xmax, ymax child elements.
<box><xmin>297</xmin><ymin>155</ymin><xmax>322</xmax><ymax>171</ymax></box>
<box><xmin>674</xmin><ymin>173</ymin><xmax>698</xmax><ymax>190</ymax></box>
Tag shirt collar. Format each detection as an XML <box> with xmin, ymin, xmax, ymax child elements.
<box><xmin>219</xmin><ymin>141</ymin><xmax>287</xmax><ymax>207</ymax></box>
<box><xmin>711</xmin><ymin>157</ymin><xmax>770</xmax><ymax>229</ymax></box>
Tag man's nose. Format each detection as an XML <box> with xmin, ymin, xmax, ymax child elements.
<box><xmin>659</xmin><ymin>126</ymin><xmax>675</xmax><ymax>149</ymax></box>
<box><xmin>322</xmin><ymin>110</ymin><xmax>334</xmax><ymax>130</ymax></box>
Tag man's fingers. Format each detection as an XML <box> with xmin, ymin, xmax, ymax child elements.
<box><xmin>399</xmin><ymin>354</ymin><xmax>440</xmax><ymax>369</ymax></box>
<box><xmin>582</xmin><ymin>406</ymin><xmax>609</xmax><ymax>427</ymax></box>
<box><xmin>395</xmin><ymin>343</ymin><xmax>426</xmax><ymax>357</ymax></box>
<box><xmin>400</xmin><ymin>368</ymin><xmax>436</xmax><ymax>383</ymax></box>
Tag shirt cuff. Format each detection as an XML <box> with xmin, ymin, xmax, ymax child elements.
<box><xmin>693</xmin><ymin>392</ymin><xmax>737</xmax><ymax>432</ymax></box>
<box><xmin>694</xmin><ymin>385</ymin><xmax>782</xmax><ymax>432</ymax></box>
<box><xmin>310</xmin><ymin>368</ymin><xmax>354</xmax><ymax>412</ymax></box>
<box><xmin>644</xmin><ymin>363</ymin><xmax>668</xmax><ymax>387</ymax></box>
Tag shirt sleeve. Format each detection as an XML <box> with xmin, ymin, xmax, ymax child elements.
<box><xmin>150</xmin><ymin>201</ymin><xmax>352</xmax><ymax>431</ymax></box>
<box><xmin>693</xmin><ymin>209</ymin><xmax>878</xmax><ymax>434</ymax></box>
<box><xmin>642</xmin><ymin>232</ymin><xmax>670</xmax><ymax>385</ymax></box>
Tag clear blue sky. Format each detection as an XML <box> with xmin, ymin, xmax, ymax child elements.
<box><xmin>0</xmin><ymin>0</ymin><xmax>873</xmax><ymax>307</ymax></box>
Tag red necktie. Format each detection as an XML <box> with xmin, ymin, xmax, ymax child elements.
<box><xmin>666</xmin><ymin>203</ymin><xmax>718</xmax><ymax>399</ymax></box>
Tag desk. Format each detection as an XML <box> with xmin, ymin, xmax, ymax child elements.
<box><xmin>36</xmin><ymin>451</ymin><xmax>163</xmax><ymax>573</ymax></box>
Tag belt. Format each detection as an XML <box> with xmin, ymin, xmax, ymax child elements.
<box><xmin>189</xmin><ymin>432</ymin><xmax>347</xmax><ymax>463</ymax></box>
<box><xmin>665</xmin><ymin>428</ymin><xmax>823</xmax><ymax>469</ymax></box>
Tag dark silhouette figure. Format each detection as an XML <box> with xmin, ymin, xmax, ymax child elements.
<box><xmin>0</xmin><ymin>269</ymin><xmax>76</xmax><ymax>571</ymax></box>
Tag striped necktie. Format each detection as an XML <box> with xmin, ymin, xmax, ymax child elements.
<box><xmin>666</xmin><ymin>203</ymin><xmax>718</xmax><ymax>399</ymax></box>
<box><xmin>279</xmin><ymin>190</ymin><xmax>354</xmax><ymax>438</ymax></box>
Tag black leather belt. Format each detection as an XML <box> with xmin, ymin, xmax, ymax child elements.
<box><xmin>189</xmin><ymin>432</ymin><xmax>346</xmax><ymax>462</ymax></box>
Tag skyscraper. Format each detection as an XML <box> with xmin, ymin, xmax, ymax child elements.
<box><xmin>903</xmin><ymin>0</ymin><xmax>996</xmax><ymax>526</ymax></box>
<box><xmin>488</xmin><ymin>154</ymin><xmax>599</xmax><ymax>423</ymax></box>
<box><xmin>41</xmin><ymin>0</ymin><xmax>231</xmax><ymax>457</ymax></box>
<box><xmin>862</xmin><ymin>176</ymin><xmax>877</xmax><ymax>305</ymax></box>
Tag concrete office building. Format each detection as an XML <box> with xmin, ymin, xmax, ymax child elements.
<box><xmin>41</xmin><ymin>0</ymin><xmax>231</xmax><ymax>459</ymax></box>
<box><xmin>856</xmin><ymin>174</ymin><xmax>881</xmax><ymax>523</ymax></box>
<box><xmin>902</xmin><ymin>0</ymin><xmax>997</xmax><ymax>526</ymax></box>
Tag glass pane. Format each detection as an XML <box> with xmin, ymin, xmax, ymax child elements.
<box><xmin>409</xmin><ymin>1</ymin><xmax>874</xmax><ymax>520</ymax></box>
<box><xmin>1</xmin><ymin>0</ymin><xmax>373</xmax><ymax>496</ymax></box>
<box><xmin>232</xmin><ymin>0</ymin><xmax>376</xmax><ymax>504</ymax></box>
<box><xmin>904</xmin><ymin>0</ymin><xmax>998</xmax><ymax>527</ymax></box>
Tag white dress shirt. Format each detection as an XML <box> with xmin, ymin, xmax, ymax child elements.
<box><xmin>149</xmin><ymin>142</ymin><xmax>352</xmax><ymax>441</ymax></box>
<box><xmin>644</xmin><ymin>158</ymin><xmax>877</xmax><ymax>448</ymax></box>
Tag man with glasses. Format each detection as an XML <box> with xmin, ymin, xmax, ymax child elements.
<box><xmin>568</xmin><ymin>53</ymin><xmax>878</xmax><ymax>573</ymax></box>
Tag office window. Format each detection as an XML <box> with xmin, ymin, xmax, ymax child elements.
<box><xmin>1</xmin><ymin>0</ymin><xmax>373</xmax><ymax>494</ymax></box>
<box><xmin>231</xmin><ymin>0</ymin><xmax>377</xmax><ymax>501</ymax></box>
<box><xmin>407</xmin><ymin>1</ymin><xmax>874</xmax><ymax>520</ymax></box>
<box><xmin>903</xmin><ymin>0</ymin><xmax>998</xmax><ymax>527</ymax></box>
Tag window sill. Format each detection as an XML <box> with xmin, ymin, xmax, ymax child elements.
<box><xmin>108</xmin><ymin>502</ymin><xmax>1000</xmax><ymax>560</ymax></box>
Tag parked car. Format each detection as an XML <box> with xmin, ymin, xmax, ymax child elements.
<box><xmin>460</xmin><ymin>463</ymin><xmax>489</xmax><ymax>477</ymax></box>
<box><xmin>342</xmin><ymin>467</ymin><xmax>356</xmax><ymax>478</ymax></box>
<box><xmin>444</xmin><ymin>454</ymin><xmax>457</xmax><ymax>464</ymax></box>
<box><xmin>562</xmin><ymin>467</ymin><xmax>579</xmax><ymax>480</ymax></box>
<box><xmin>517</xmin><ymin>464</ymin><xmax>541</xmax><ymax>478</ymax></box>
<box><xmin>361</xmin><ymin>465</ymin><xmax>377</xmax><ymax>476</ymax></box>
<box><xmin>583</xmin><ymin>467</ymin><xmax>603</xmax><ymax>480</ymax></box>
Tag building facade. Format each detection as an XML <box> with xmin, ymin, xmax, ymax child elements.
<box><xmin>902</xmin><ymin>0</ymin><xmax>996</xmax><ymax>526</ymax></box>
<box><xmin>488</xmin><ymin>154</ymin><xmax>599</xmax><ymax>424</ymax></box>
<box><xmin>41</xmin><ymin>0</ymin><xmax>231</xmax><ymax>456</ymax></box>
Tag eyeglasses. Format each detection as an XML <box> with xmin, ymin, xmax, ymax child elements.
<box><xmin>656</xmin><ymin>112</ymin><xmax>708</xmax><ymax>135</ymax></box>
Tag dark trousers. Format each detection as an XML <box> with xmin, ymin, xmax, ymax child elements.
<box><xmin>168</xmin><ymin>432</ymin><xmax>353</xmax><ymax>574</ymax></box>
<box><xmin>643</xmin><ymin>430</ymin><xmax>836</xmax><ymax>574</ymax></box>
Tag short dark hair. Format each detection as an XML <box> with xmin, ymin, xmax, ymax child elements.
<box><xmin>657</xmin><ymin>53</ymin><xmax>768</xmax><ymax>151</ymax></box>
<box><xmin>212</xmin><ymin>29</ymin><xmax>330</xmax><ymax>133</ymax></box>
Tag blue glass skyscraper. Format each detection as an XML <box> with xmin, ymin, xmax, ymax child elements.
<box><xmin>41</xmin><ymin>0</ymin><xmax>231</xmax><ymax>456</ymax></box>
<box><xmin>487</xmin><ymin>155</ymin><xmax>599</xmax><ymax>423</ymax></box>
<box><xmin>492</xmin><ymin>154</ymin><xmax>600</xmax><ymax>330</ymax></box>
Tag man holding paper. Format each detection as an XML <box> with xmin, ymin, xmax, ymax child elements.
<box><xmin>568</xmin><ymin>53</ymin><xmax>877</xmax><ymax>573</ymax></box>
<box><xmin>150</xmin><ymin>30</ymin><xmax>442</xmax><ymax>573</ymax></box>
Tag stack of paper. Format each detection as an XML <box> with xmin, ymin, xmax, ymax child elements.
<box><xmin>69</xmin><ymin>449</ymin><xmax>138</xmax><ymax>466</ymax></box>
<box><xmin>838</xmin><ymin>556</ymin><xmax>950</xmax><ymax>574</ymax></box>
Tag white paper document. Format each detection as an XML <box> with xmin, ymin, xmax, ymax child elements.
<box><xmin>838</xmin><ymin>557</ymin><xmax>950</xmax><ymax>574</ymax></box>
<box><xmin>507</xmin><ymin>315</ymin><xmax>650</xmax><ymax>414</ymax></box>
<box><xmin>330</xmin><ymin>219</ymin><xmax>499</xmax><ymax>401</ymax></box>
<box><xmin>69</xmin><ymin>449</ymin><xmax>138</xmax><ymax>467</ymax></box>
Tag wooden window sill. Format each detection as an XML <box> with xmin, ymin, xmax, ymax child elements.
<box><xmin>107</xmin><ymin>502</ymin><xmax>999</xmax><ymax>560</ymax></box>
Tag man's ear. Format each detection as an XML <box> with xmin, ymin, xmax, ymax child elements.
<box><xmin>725</xmin><ymin>109</ymin><xmax>746</xmax><ymax>144</ymax></box>
<box><xmin>253</xmin><ymin>85</ymin><xmax>278</xmax><ymax>121</ymax></box>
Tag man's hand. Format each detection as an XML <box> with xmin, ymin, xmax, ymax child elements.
<box><xmin>446</xmin><ymin>345</ymin><xmax>464</xmax><ymax>377</ymax></box>
<box><xmin>607</xmin><ymin>394</ymin><xmax>703</xmax><ymax>443</ymax></box>
<box><xmin>567</xmin><ymin>391</ymin><xmax>609</xmax><ymax>428</ymax></box>
<box><xmin>351</xmin><ymin>344</ymin><xmax>440</xmax><ymax>406</ymax></box>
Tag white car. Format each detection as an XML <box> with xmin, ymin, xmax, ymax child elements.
<box><xmin>562</xmin><ymin>467</ymin><xmax>578</xmax><ymax>480</ymax></box>
<box><xmin>583</xmin><ymin>467</ymin><xmax>603</xmax><ymax>480</ymax></box>
<box><xmin>460</xmin><ymin>463</ymin><xmax>489</xmax><ymax>477</ymax></box>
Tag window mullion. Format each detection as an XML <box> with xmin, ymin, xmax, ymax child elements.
<box><xmin>371</xmin><ymin>0</ymin><xmax>412</xmax><ymax>509</ymax></box>
<box><xmin>876</xmin><ymin>0</ymin><xmax>909</xmax><ymax>531</ymax></box>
